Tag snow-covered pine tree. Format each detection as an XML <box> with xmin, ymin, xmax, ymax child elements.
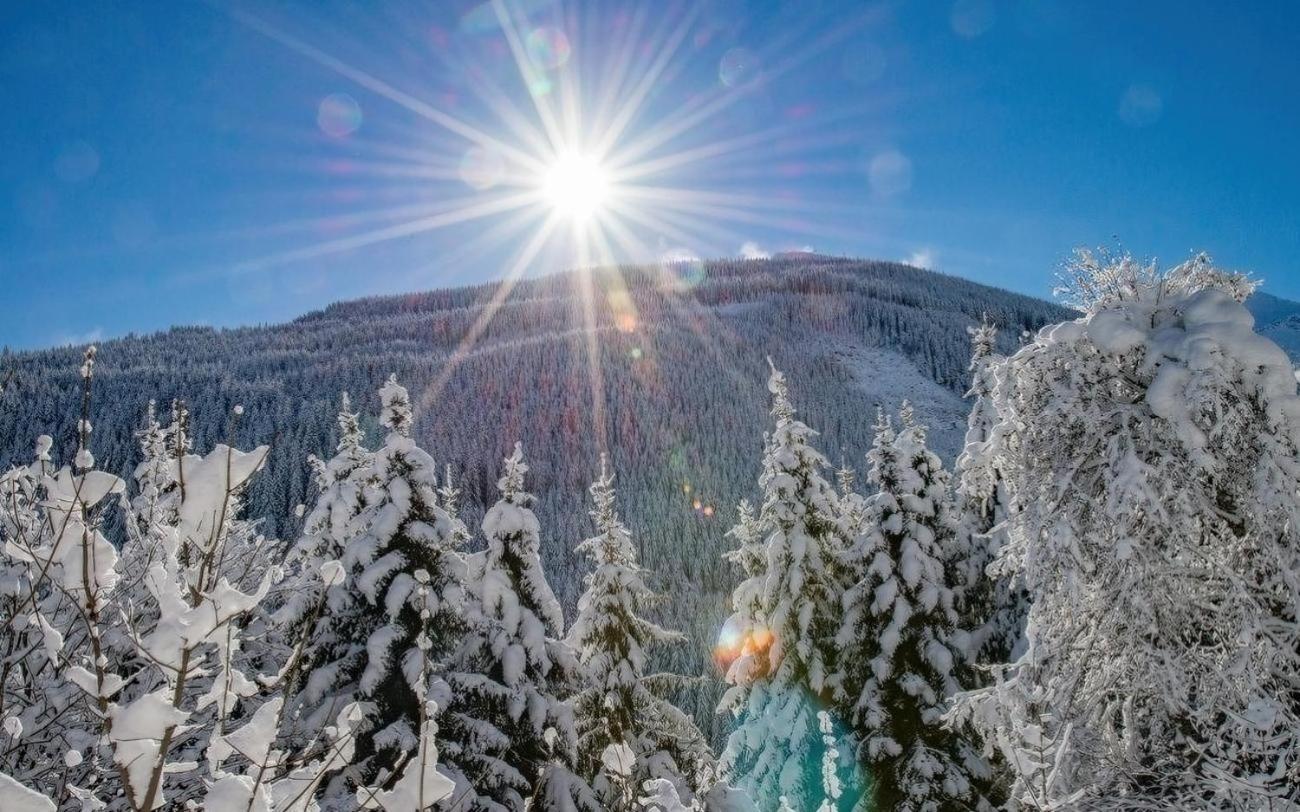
<box><xmin>129</xmin><ymin>400</ymin><xmax>177</xmax><ymax>536</ymax></box>
<box><xmin>442</xmin><ymin>443</ymin><xmax>585</xmax><ymax>810</ymax></box>
<box><xmin>355</xmin><ymin>575</ymin><xmax>456</xmax><ymax>812</ymax></box>
<box><xmin>568</xmin><ymin>455</ymin><xmax>714</xmax><ymax>809</ymax></box>
<box><xmin>278</xmin><ymin>392</ymin><xmax>376</xmax><ymax>745</ymax></box>
<box><xmin>714</xmin><ymin>498</ymin><xmax>765</xmax><ymax>672</ymax></box>
<box><xmin>835</xmin><ymin>457</ymin><xmax>868</xmax><ymax>541</ymax></box>
<box><xmin>950</xmin><ymin>251</ymin><xmax>1300</xmax><ymax>807</ymax></box>
<box><xmin>953</xmin><ymin>319</ymin><xmax>1027</xmax><ymax>666</ymax></box>
<box><xmin>836</xmin><ymin>404</ymin><xmax>992</xmax><ymax>810</ymax></box>
<box><xmin>717</xmin><ymin>360</ymin><xmax>855</xmax><ymax>810</ymax></box>
<box><xmin>305</xmin><ymin>375</ymin><xmax>471</xmax><ymax>791</ymax></box>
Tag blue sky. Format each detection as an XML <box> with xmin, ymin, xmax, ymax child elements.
<box><xmin>2</xmin><ymin>0</ymin><xmax>1298</xmax><ymax>349</ymax></box>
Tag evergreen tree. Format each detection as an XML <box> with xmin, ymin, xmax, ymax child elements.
<box><xmin>303</xmin><ymin>376</ymin><xmax>471</xmax><ymax>791</ymax></box>
<box><xmin>279</xmin><ymin>392</ymin><xmax>376</xmax><ymax>741</ymax></box>
<box><xmin>717</xmin><ymin>361</ymin><xmax>855</xmax><ymax>810</ymax></box>
<box><xmin>444</xmin><ymin>443</ymin><xmax>585</xmax><ymax>809</ymax></box>
<box><xmin>129</xmin><ymin>400</ymin><xmax>175</xmax><ymax>531</ymax></box>
<box><xmin>954</xmin><ymin>320</ymin><xmax>1026</xmax><ymax>665</ymax></box>
<box><xmin>569</xmin><ymin>456</ymin><xmax>714</xmax><ymax>809</ymax></box>
<box><xmin>836</xmin><ymin>405</ymin><xmax>992</xmax><ymax>810</ymax></box>
<box><xmin>715</xmin><ymin>499</ymin><xmax>766</xmax><ymax>669</ymax></box>
<box><xmin>834</xmin><ymin>457</ymin><xmax>868</xmax><ymax>541</ymax></box>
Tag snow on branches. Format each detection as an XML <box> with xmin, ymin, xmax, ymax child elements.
<box><xmin>717</xmin><ymin>360</ymin><xmax>856</xmax><ymax>810</ymax></box>
<box><xmin>568</xmin><ymin>455</ymin><xmax>715</xmax><ymax>808</ymax></box>
<box><xmin>951</xmin><ymin>251</ymin><xmax>1300</xmax><ymax>807</ymax></box>
<box><xmin>0</xmin><ymin>371</ymin><xmax>430</xmax><ymax>810</ymax></box>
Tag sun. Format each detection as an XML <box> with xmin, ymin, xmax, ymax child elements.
<box><xmin>541</xmin><ymin>151</ymin><xmax>611</xmax><ymax>222</ymax></box>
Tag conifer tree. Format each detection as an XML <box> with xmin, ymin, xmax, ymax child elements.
<box><xmin>717</xmin><ymin>361</ymin><xmax>855</xmax><ymax>810</ymax></box>
<box><xmin>716</xmin><ymin>499</ymin><xmax>765</xmax><ymax>658</ymax></box>
<box><xmin>836</xmin><ymin>405</ymin><xmax>992</xmax><ymax>811</ymax></box>
<box><xmin>954</xmin><ymin>321</ymin><xmax>1026</xmax><ymax>665</ymax></box>
<box><xmin>568</xmin><ymin>456</ymin><xmax>714</xmax><ymax>809</ymax></box>
<box><xmin>444</xmin><ymin>443</ymin><xmax>585</xmax><ymax>809</ymax></box>
<box><xmin>835</xmin><ymin>457</ymin><xmax>868</xmax><ymax>541</ymax></box>
<box><xmin>279</xmin><ymin>392</ymin><xmax>375</xmax><ymax>740</ymax></box>
<box><xmin>299</xmin><ymin>376</ymin><xmax>471</xmax><ymax>791</ymax></box>
<box><xmin>130</xmin><ymin>400</ymin><xmax>175</xmax><ymax>531</ymax></box>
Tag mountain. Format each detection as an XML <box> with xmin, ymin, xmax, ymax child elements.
<box><xmin>3</xmin><ymin>256</ymin><xmax>1293</xmax><ymax>737</ymax></box>
<box><xmin>1248</xmin><ymin>290</ymin><xmax>1300</xmax><ymax>359</ymax></box>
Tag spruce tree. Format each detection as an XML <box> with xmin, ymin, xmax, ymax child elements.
<box><xmin>279</xmin><ymin>392</ymin><xmax>375</xmax><ymax>741</ymax></box>
<box><xmin>717</xmin><ymin>361</ymin><xmax>855</xmax><ymax>810</ymax></box>
<box><xmin>954</xmin><ymin>321</ymin><xmax>1026</xmax><ymax>665</ymax></box>
<box><xmin>716</xmin><ymin>498</ymin><xmax>765</xmax><ymax>666</ymax></box>
<box><xmin>444</xmin><ymin>443</ymin><xmax>585</xmax><ymax>809</ymax></box>
<box><xmin>568</xmin><ymin>456</ymin><xmax>713</xmax><ymax>809</ymax></box>
<box><xmin>834</xmin><ymin>458</ymin><xmax>868</xmax><ymax>541</ymax></box>
<box><xmin>301</xmin><ymin>376</ymin><xmax>471</xmax><ymax>791</ymax></box>
<box><xmin>836</xmin><ymin>405</ymin><xmax>992</xmax><ymax>811</ymax></box>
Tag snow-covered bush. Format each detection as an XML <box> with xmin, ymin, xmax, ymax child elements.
<box><xmin>0</xmin><ymin>360</ymin><xmax>449</xmax><ymax>811</ymax></box>
<box><xmin>951</xmin><ymin>251</ymin><xmax>1300</xmax><ymax>807</ymax></box>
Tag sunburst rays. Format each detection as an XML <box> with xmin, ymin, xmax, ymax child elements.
<box><xmin>224</xmin><ymin>0</ymin><xmax>883</xmax><ymax>272</ymax></box>
<box><xmin>214</xmin><ymin>0</ymin><xmax>884</xmax><ymax>448</ymax></box>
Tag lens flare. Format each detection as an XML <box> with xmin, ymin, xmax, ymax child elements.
<box><xmin>459</xmin><ymin>145</ymin><xmax>507</xmax><ymax>190</ymax></box>
<box><xmin>868</xmin><ymin>148</ymin><xmax>912</xmax><ymax>197</ymax></box>
<box><xmin>317</xmin><ymin>93</ymin><xmax>362</xmax><ymax>137</ymax></box>
<box><xmin>719</xmin><ymin>47</ymin><xmax>760</xmax><ymax>88</ymax></box>
<box><xmin>526</xmin><ymin>26</ymin><xmax>572</xmax><ymax>70</ymax></box>
<box><xmin>662</xmin><ymin>255</ymin><xmax>707</xmax><ymax>290</ymax></box>
<box><xmin>714</xmin><ymin>616</ymin><xmax>775</xmax><ymax>673</ymax></box>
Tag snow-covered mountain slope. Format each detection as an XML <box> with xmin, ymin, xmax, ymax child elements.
<box><xmin>4</xmin><ymin>256</ymin><xmax>1292</xmax><ymax>734</ymax></box>
<box><xmin>1248</xmin><ymin>290</ymin><xmax>1300</xmax><ymax>359</ymax></box>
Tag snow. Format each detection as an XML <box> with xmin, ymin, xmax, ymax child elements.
<box><xmin>320</xmin><ymin>558</ymin><xmax>345</xmax><ymax>585</ymax></box>
<box><xmin>38</xmin><ymin>467</ymin><xmax>125</xmax><ymax>595</ymax></box>
<box><xmin>0</xmin><ymin>771</ymin><xmax>55</xmax><ymax>812</ymax></box>
<box><xmin>110</xmin><ymin>691</ymin><xmax>191</xmax><ymax>809</ymax></box>
<box><xmin>600</xmin><ymin>742</ymin><xmax>635</xmax><ymax>776</ymax></box>
<box><xmin>356</xmin><ymin>702</ymin><xmax>454</xmax><ymax>811</ymax></box>
<box><xmin>951</xmin><ymin>252</ymin><xmax>1300</xmax><ymax>805</ymax></box>
<box><xmin>66</xmin><ymin>665</ymin><xmax>125</xmax><ymax>698</ymax></box>
<box><xmin>209</xmin><ymin>697</ymin><xmax>282</xmax><ymax>768</ymax></box>
<box><xmin>1084</xmin><ymin>308</ymin><xmax>1147</xmax><ymax>355</ymax></box>
<box><xmin>173</xmin><ymin>444</ymin><xmax>270</xmax><ymax>543</ymax></box>
<box><xmin>835</xmin><ymin>346</ymin><xmax>968</xmax><ymax>460</ymax></box>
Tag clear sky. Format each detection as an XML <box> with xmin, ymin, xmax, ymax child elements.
<box><xmin>3</xmin><ymin>0</ymin><xmax>1298</xmax><ymax>349</ymax></box>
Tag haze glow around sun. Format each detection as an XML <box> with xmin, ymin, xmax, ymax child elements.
<box><xmin>541</xmin><ymin>151</ymin><xmax>611</xmax><ymax>222</ymax></box>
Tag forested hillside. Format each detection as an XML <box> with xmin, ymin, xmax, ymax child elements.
<box><xmin>1250</xmin><ymin>290</ymin><xmax>1300</xmax><ymax>357</ymax></box>
<box><xmin>4</xmin><ymin>253</ymin><xmax>1300</xmax><ymax>811</ymax></box>
<box><xmin>3</xmin><ymin>254</ymin><xmax>1288</xmax><ymax>743</ymax></box>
